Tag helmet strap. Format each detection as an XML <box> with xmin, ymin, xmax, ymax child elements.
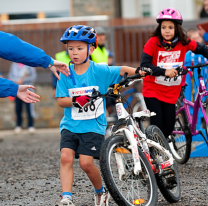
<box><xmin>68</xmin><ymin>61</ymin><xmax>76</xmax><ymax>85</ymax></box>
<box><xmin>82</xmin><ymin>43</ymin><xmax>89</xmax><ymax>64</ymax></box>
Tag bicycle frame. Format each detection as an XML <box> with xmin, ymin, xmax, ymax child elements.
<box><xmin>113</xmin><ymin>101</ymin><xmax>174</xmax><ymax>178</ymax></box>
<box><xmin>172</xmin><ymin>68</ymin><xmax>208</xmax><ymax>136</ymax></box>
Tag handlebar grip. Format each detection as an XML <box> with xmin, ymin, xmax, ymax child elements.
<box><xmin>141</xmin><ymin>67</ymin><xmax>153</xmax><ymax>75</ymax></box>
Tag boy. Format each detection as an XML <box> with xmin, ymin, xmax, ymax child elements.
<box><xmin>55</xmin><ymin>25</ymin><xmax>144</xmax><ymax>206</ymax></box>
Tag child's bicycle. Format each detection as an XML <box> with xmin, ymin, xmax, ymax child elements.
<box><xmin>169</xmin><ymin>63</ymin><xmax>208</xmax><ymax>164</ymax></box>
<box><xmin>87</xmin><ymin>69</ymin><xmax>180</xmax><ymax>206</ymax></box>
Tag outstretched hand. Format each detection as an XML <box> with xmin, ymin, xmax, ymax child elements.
<box><xmin>50</xmin><ymin>60</ymin><xmax>70</xmax><ymax>80</ymax></box>
<box><xmin>16</xmin><ymin>85</ymin><xmax>40</xmax><ymax>103</ymax></box>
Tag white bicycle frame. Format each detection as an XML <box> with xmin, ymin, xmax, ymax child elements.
<box><xmin>113</xmin><ymin>102</ymin><xmax>174</xmax><ymax>180</ymax></box>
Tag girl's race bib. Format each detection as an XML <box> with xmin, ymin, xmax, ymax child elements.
<box><xmin>68</xmin><ymin>86</ymin><xmax>104</xmax><ymax>120</ymax></box>
<box><xmin>156</xmin><ymin>51</ymin><xmax>183</xmax><ymax>86</ymax></box>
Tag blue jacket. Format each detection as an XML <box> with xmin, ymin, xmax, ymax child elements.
<box><xmin>0</xmin><ymin>31</ymin><xmax>52</xmax><ymax>97</ymax></box>
<box><xmin>0</xmin><ymin>78</ymin><xmax>18</xmax><ymax>97</ymax></box>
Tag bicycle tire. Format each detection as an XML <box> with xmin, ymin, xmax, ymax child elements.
<box><xmin>100</xmin><ymin>135</ymin><xmax>158</xmax><ymax>206</ymax></box>
<box><xmin>168</xmin><ymin>99</ymin><xmax>192</xmax><ymax>164</ymax></box>
<box><xmin>145</xmin><ymin>125</ymin><xmax>181</xmax><ymax>203</ymax></box>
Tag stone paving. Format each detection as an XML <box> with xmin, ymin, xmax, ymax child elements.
<box><xmin>0</xmin><ymin>128</ymin><xmax>207</xmax><ymax>206</ymax></box>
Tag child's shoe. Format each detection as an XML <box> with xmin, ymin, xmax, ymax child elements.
<box><xmin>94</xmin><ymin>190</ymin><xmax>110</xmax><ymax>206</ymax></box>
<box><xmin>55</xmin><ymin>197</ymin><xmax>75</xmax><ymax>206</ymax></box>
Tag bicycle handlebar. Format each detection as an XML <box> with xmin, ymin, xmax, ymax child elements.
<box><xmin>164</xmin><ymin>62</ymin><xmax>208</xmax><ymax>81</ymax></box>
<box><xmin>184</xmin><ymin>62</ymin><xmax>208</xmax><ymax>70</ymax></box>
<box><xmin>90</xmin><ymin>67</ymin><xmax>152</xmax><ymax>101</ymax></box>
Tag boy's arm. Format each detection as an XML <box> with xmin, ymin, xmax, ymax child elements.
<box><xmin>57</xmin><ymin>97</ymin><xmax>73</xmax><ymax>108</ymax></box>
<box><xmin>120</xmin><ymin>66</ymin><xmax>136</xmax><ymax>76</ymax></box>
<box><xmin>120</xmin><ymin>66</ymin><xmax>146</xmax><ymax>76</ymax></box>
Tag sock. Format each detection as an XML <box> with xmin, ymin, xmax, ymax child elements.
<box><xmin>62</xmin><ymin>192</ymin><xmax>72</xmax><ymax>200</ymax></box>
<box><xmin>94</xmin><ymin>186</ymin><xmax>105</xmax><ymax>194</ymax></box>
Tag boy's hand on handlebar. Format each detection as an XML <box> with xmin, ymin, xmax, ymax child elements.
<box><xmin>165</xmin><ymin>69</ymin><xmax>178</xmax><ymax>78</ymax></box>
<box><xmin>72</xmin><ymin>95</ymin><xmax>90</xmax><ymax>109</ymax></box>
<box><xmin>135</xmin><ymin>67</ymin><xmax>152</xmax><ymax>77</ymax></box>
<box><xmin>139</xmin><ymin>70</ymin><xmax>146</xmax><ymax>77</ymax></box>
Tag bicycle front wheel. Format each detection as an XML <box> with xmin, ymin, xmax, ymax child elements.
<box><xmin>100</xmin><ymin>135</ymin><xmax>158</xmax><ymax>206</ymax></box>
<box><xmin>168</xmin><ymin>99</ymin><xmax>192</xmax><ymax>164</ymax></box>
<box><xmin>146</xmin><ymin>125</ymin><xmax>181</xmax><ymax>203</ymax></box>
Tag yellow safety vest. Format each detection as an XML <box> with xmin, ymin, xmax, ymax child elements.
<box><xmin>55</xmin><ymin>51</ymin><xmax>71</xmax><ymax>65</ymax></box>
<box><xmin>91</xmin><ymin>46</ymin><xmax>108</xmax><ymax>64</ymax></box>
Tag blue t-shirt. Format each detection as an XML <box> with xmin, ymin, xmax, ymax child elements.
<box><xmin>56</xmin><ymin>61</ymin><xmax>122</xmax><ymax>135</ymax></box>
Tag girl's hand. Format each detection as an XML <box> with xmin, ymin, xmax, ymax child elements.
<box><xmin>165</xmin><ymin>69</ymin><xmax>178</xmax><ymax>78</ymax></box>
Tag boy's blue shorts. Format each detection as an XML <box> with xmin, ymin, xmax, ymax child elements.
<box><xmin>60</xmin><ymin>129</ymin><xmax>105</xmax><ymax>159</ymax></box>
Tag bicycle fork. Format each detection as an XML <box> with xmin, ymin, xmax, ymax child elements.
<box><xmin>114</xmin><ymin>127</ymin><xmax>142</xmax><ymax>181</ymax></box>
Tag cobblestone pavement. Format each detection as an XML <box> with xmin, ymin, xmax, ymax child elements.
<box><xmin>0</xmin><ymin>129</ymin><xmax>207</xmax><ymax>206</ymax></box>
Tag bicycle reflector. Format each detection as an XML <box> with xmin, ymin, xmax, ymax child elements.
<box><xmin>133</xmin><ymin>199</ymin><xmax>145</xmax><ymax>204</ymax></box>
<box><xmin>115</xmin><ymin>148</ymin><xmax>130</xmax><ymax>153</ymax></box>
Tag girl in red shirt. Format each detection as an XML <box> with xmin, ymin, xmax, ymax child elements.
<box><xmin>141</xmin><ymin>7</ymin><xmax>208</xmax><ymax>138</ymax></box>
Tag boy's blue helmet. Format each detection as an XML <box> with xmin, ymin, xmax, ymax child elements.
<box><xmin>60</xmin><ymin>25</ymin><xmax>98</xmax><ymax>48</ymax></box>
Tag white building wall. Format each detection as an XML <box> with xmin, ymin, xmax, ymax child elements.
<box><xmin>121</xmin><ymin>0</ymin><xmax>196</xmax><ymax>20</ymax></box>
<box><xmin>150</xmin><ymin>0</ymin><xmax>196</xmax><ymax>20</ymax></box>
<box><xmin>0</xmin><ymin>0</ymin><xmax>70</xmax><ymax>14</ymax></box>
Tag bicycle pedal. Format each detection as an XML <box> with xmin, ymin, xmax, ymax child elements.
<box><xmin>165</xmin><ymin>175</ymin><xmax>177</xmax><ymax>189</ymax></box>
<box><xmin>159</xmin><ymin>167</ymin><xmax>175</xmax><ymax>176</ymax></box>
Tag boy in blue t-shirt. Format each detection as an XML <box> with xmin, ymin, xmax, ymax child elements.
<box><xmin>55</xmin><ymin>25</ymin><xmax>144</xmax><ymax>206</ymax></box>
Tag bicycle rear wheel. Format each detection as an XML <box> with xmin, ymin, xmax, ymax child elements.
<box><xmin>145</xmin><ymin>125</ymin><xmax>181</xmax><ymax>203</ymax></box>
<box><xmin>100</xmin><ymin>135</ymin><xmax>158</xmax><ymax>206</ymax></box>
<box><xmin>168</xmin><ymin>99</ymin><xmax>192</xmax><ymax>164</ymax></box>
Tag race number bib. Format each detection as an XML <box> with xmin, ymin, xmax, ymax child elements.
<box><xmin>68</xmin><ymin>86</ymin><xmax>104</xmax><ymax>120</ymax></box>
<box><xmin>156</xmin><ymin>51</ymin><xmax>183</xmax><ymax>86</ymax></box>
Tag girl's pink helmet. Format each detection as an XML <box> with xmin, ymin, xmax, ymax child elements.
<box><xmin>156</xmin><ymin>8</ymin><xmax>183</xmax><ymax>25</ymax></box>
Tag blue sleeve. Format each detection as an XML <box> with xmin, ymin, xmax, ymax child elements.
<box><xmin>98</xmin><ymin>64</ymin><xmax>122</xmax><ymax>88</ymax></box>
<box><xmin>203</xmin><ymin>33</ymin><xmax>208</xmax><ymax>43</ymax></box>
<box><xmin>0</xmin><ymin>78</ymin><xmax>18</xmax><ymax>97</ymax></box>
<box><xmin>0</xmin><ymin>31</ymin><xmax>51</xmax><ymax>68</ymax></box>
<box><xmin>56</xmin><ymin>73</ymin><xmax>70</xmax><ymax>98</ymax></box>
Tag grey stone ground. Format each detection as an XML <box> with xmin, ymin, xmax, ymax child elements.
<box><xmin>0</xmin><ymin>128</ymin><xmax>208</xmax><ymax>206</ymax></box>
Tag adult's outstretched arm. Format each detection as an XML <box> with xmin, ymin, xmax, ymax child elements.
<box><xmin>0</xmin><ymin>31</ymin><xmax>51</xmax><ymax>68</ymax></box>
<box><xmin>0</xmin><ymin>77</ymin><xmax>18</xmax><ymax>98</ymax></box>
<box><xmin>0</xmin><ymin>78</ymin><xmax>40</xmax><ymax>103</ymax></box>
<box><xmin>0</xmin><ymin>31</ymin><xmax>70</xmax><ymax>77</ymax></box>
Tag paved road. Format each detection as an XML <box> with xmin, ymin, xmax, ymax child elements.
<box><xmin>0</xmin><ymin>128</ymin><xmax>207</xmax><ymax>206</ymax></box>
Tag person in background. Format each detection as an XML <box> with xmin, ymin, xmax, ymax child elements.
<box><xmin>53</xmin><ymin>45</ymin><xmax>71</xmax><ymax>97</ymax></box>
<box><xmin>90</xmin><ymin>27</ymin><xmax>108</xmax><ymax>64</ymax></box>
<box><xmin>185</xmin><ymin>29</ymin><xmax>207</xmax><ymax>101</ymax></box>
<box><xmin>197</xmin><ymin>25</ymin><xmax>208</xmax><ymax>43</ymax></box>
<box><xmin>107</xmin><ymin>50</ymin><xmax>115</xmax><ymax>66</ymax></box>
<box><xmin>8</xmin><ymin>63</ymin><xmax>37</xmax><ymax>134</ymax></box>
<box><xmin>200</xmin><ymin>0</ymin><xmax>208</xmax><ymax>18</ymax></box>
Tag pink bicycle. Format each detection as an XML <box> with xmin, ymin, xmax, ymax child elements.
<box><xmin>169</xmin><ymin>63</ymin><xmax>208</xmax><ymax>164</ymax></box>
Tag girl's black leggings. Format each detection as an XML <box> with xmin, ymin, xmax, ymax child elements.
<box><xmin>144</xmin><ymin>97</ymin><xmax>176</xmax><ymax>138</ymax></box>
